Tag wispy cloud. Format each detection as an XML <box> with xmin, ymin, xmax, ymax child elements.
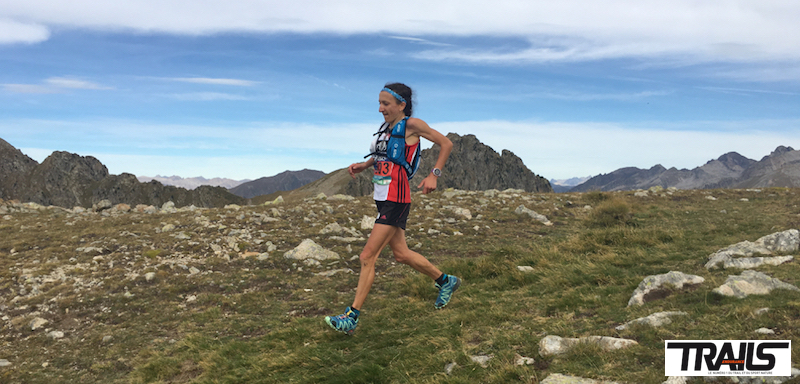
<box><xmin>525</xmin><ymin>90</ymin><xmax>672</xmax><ymax>102</ymax></box>
<box><xmin>697</xmin><ymin>86</ymin><xmax>800</xmax><ymax>97</ymax></box>
<box><xmin>386</xmin><ymin>35</ymin><xmax>453</xmax><ymax>47</ymax></box>
<box><xmin>167</xmin><ymin>92</ymin><xmax>251</xmax><ymax>101</ymax></box>
<box><xmin>168</xmin><ymin>77</ymin><xmax>259</xmax><ymax>87</ymax></box>
<box><xmin>45</xmin><ymin>77</ymin><xmax>113</xmax><ymax>90</ymax></box>
<box><xmin>1</xmin><ymin>83</ymin><xmax>60</xmax><ymax>94</ymax></box>
<box><xmin>1</xmin><ymin>77</ymin><xmax>111</xmax><ymax>94</ymax></box>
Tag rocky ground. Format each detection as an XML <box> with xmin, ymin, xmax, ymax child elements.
<box><xmin>1</xmin><ymin>188</ymin><xmax>799</xmax><ymax>383</ymax></box>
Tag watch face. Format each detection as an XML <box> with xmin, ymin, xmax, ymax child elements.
<box><xmin>432</xmin><ymin>168</ymin><xmax>441</xmax><ymax>177</ymax></box>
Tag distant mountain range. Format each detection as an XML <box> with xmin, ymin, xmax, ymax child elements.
<box><xmin>550</xmin><ymin>176</ymin><xmax>592</xmax><ymax>193</ymax></box>
<box><xmin>9</xmin><ymin>134</ymin><xmax>796</xmax><ymax>208</ymax></box>
<box><xmin>568</xmin><ymin>146</ymin><xmax>800</xmax><ymax>192</ymax></box>
<box><xmin>1</xmin><ymin>133</ymin><xmax>553</xmax><ymax>208</ymax></box>
<box><xmin>137</xmin><ymin>175</ymin><xmax>250</xmax><ymax>190</ymax></box>
<box><xmin>228</xmin><ymin>169</ymin><xmax>326</xmax><ymax>198</ymax></box>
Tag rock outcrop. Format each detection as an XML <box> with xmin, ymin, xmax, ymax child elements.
<box><xmin>0</xmin><ymin>138</ymin><xmax>245</xmax><ymax>208</ymax></box>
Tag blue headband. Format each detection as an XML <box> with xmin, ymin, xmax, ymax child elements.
<box><xmin>382</xmin><ymin>87</ymin><xmax>406</xmax><ymax>104</ymax></box>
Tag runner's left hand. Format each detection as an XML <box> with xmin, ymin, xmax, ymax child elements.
<box><xmin>417</xmin><ymin>174</ymin><xmax>438</xmax><ymax>194</ymax></box>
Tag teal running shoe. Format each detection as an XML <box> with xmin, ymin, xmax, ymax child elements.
<box><xmin>434</xmin><ymin>275</ymin><xmax>461</xmax><ymax>309</ymax></box>
<box><xmin>324</xmin><ymin>306</ymin><xmax>359</xmax><ymax>335</ymax></box>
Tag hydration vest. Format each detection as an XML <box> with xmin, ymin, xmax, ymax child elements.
<box><xmin>366</xmin><ymin>116</ymin><xmax>422</xmax><ymax>180</ymax></box>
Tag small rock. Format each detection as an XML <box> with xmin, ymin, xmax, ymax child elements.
<box><xmin>0</xmin><ymin>359</ymin><xmax>11</xmax><ymax>367</ymax></box>
<box><xmin>616</xmin><ymin>311</ymin><xmax>688</xmax><ymax>331</ymax></box>
<box><xmin>514</xmin><ymin>353</ymin><xmax>535</xmax><ymax>366</ymax></box>
<box><xmin>515</xmin><ymin>205</ymin><xmax>553</xmax><ymax>226</ymax></box>
<box><xmin>452</xmin><ymin>207</ymin><xmax>472</xmax><ymax>220</ymax></box>
<box><xmin>283</xmin><ymin>239</ymin><xmax>340</xmax><ymax>261</ymax></box>
<box><xmin>444</xmin><ymin>362</ymin><xmax>458</xmax><ymax>375</ymax></box>
<box><xmin>754</xmin><ymin>307</ymin><xmax>770</xmax><ymax>316</ymax></box>
<box><xmin>320</xmin><ymin>222</ymin><xmax>344</xmax><ymax>235</ymax></box>
<box><xmin>470</xmin><ymin>354</ymin><xmax>493</xmax><ymax>368</ymax></box>
<box><xmin>161</xmin><ymin>224</ymin><xmax>176</xmax><ymax>232</ymax></box>
<box><xmin>314</xmin><ymin>268</ymin><xmax>354</xmax><ymax>277</ymax></box>
<box><xmin>102</xmin><ymin>335</ymin><xmax>113</xmax><ymax>343</ymax></box>
<box><xmin>755</xmin><ymin>327</ymin><xmax>775</xmax><ymax>335</ymax></box>
<box><xmin>92</xmin><ymin>199</ymin><xmax>113</xmax><ymax>212</ymax></box>
<box><xmin>47</xmin><ymin>330</ymin><xmax>65</xmax><ymax>339</ymax></box>
<box><xmin>541</xmin><ymin>373</ymin><xmax>623</xmax><ymax>384</ymax></box>
<box><xmin>29</xmin><ymin>317</ymin><xmax>48</xmax><ymax>331</ymax></box>
<box><xmin>517</xmin><ymin>266</ymin><xmax>535</xmax><ymax>272</ymax></box>
<box><xmin>145</xmin><ymin>272</ymin><xmax>157</xmax><ymax>282</ymax></box>
<box><xmin>360</xmin><ymin>215</ymin><xmax>376</xmax><ymax>230</ymax></box>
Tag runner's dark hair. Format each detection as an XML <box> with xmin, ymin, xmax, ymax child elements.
<box><xmin>384</xmin><ymin>82</ymin><xmax>413</xmax><ymax>116</ymax></box>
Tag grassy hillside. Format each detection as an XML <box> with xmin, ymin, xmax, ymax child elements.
<box><xmin>1</xmin><ymin>188</ymin><xmax>799</xmax><ymax>383</ymax></box>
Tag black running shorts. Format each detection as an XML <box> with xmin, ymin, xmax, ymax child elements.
<box><xmin>374</xmin><ymin>201</ymin><xmax>411</xmax><ymax>230</ymax></box>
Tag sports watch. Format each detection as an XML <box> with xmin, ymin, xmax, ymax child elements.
<box><xmin>431</xmin><ymin>168</ymin><xmax>442</xmax><ymax>177</ymax></box>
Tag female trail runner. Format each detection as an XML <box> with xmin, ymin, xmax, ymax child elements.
<box><xmin>324</xmin><ymin>82</ymin><xmax>461</xmax><ymax>335</ymax></box>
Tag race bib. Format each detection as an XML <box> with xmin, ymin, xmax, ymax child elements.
<box><xmin>372</xmin><ymin>161</ymin><xmax>393</xmax><ymax>185</ymax></box>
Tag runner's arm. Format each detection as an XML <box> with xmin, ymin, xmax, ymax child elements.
<box><xmin>407</xmin><ymin>118</ymin><xmax>453</xmax><ymax>193</ymax></box>
<box><xmin>348</xmin><ymin>158</ymin><xmax>376</xmax><ymax>179</ymax></box>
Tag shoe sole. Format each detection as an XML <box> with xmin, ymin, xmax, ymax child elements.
<box><xmin>324</xmin><ymin>316</ymin><xmax>356</xmax><ymax>335</ymax></box>
<box><xmin>434</xmin><ymin>277</ymin><xmax>461</xmax><ymax>309</ymax></box>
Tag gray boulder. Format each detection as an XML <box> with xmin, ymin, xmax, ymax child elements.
<box><xmin>706</xmin><ymin>229</ymin><xmax>799</xmax><ymax>269</ymax></box>
<box><xmin>515</xmin><ymin>205</ymin><xmax>553</xmax><ymax>226</ymax></box>
<box><xmin>712</xmin><ymin>270</ymin><xmax>800</xmax><ymax>298</ymax></box>
<box><xmin>539</xmin><ymin>335</ymin><xmax>638</xmax><ymax>357</ymax></box>
<box><xmin>628</xmin><ymin>271</ymin><xmax>705</xmax><ymax>306</ymax></box>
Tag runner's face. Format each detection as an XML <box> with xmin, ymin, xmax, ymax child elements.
<box><xmin>379</xmin><ymin>91</ymin><xmax>406</xmax><ymax>123</ymax></box>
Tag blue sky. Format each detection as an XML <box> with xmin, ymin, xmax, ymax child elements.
<box><xmin>1</xmin><ymin>1</ymin><xmax>799</xmax><ymax>181</ymax></box>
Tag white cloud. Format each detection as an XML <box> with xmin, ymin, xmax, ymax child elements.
<box><xmin>169</xmin><ymin>77</ymin><xmax>259</xmax><ymax>87</ymax></box>
<box><xmin>168</xmin><ymin>92</ymin><xmax>250</xmax><ymax>101</ymax></box>
<box><xmin>1</xmin><ymin>83</ymin><xmax>60</xmax><ymax>94</ymax></box>
<box><xmin>45</xmin><ymin>77</ymin><xmax>112</xmax><ymax>90</ymax></box>
<box><xmin>1</xmin><ymin>1</ymin><xmax>799</xmax><ymax>64</ymax></box>
<box><xmin>0</xmin><ymin>17</ymin><xmax>49</xmax><ymax>44</ymax></box>
<box><xmin>2</xmin><ymin>77</ymin><xmax>111</xmax><ymax>94</ymax></box>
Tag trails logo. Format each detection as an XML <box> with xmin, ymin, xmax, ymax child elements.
<box><xmin>665</xmin><ymin>340</ymin><xmax>791</xmax><ymax>376</ymax></box>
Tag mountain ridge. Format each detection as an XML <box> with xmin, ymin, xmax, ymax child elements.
<box><xmin>569</xmin><ymin>146</ymin><xmax>797</xmax><ymax>192</ymax></box>
<box><xmin>0</xmin><ymin>138</ymin><xmax>245</xmax><ymax>208</ymax></box>
<box><xmin>136</xmin><ymin>175</ymin><xmax>251</xmax><ymax>190</ymax></box>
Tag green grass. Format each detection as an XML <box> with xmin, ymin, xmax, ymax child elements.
<box><xmin>1</xmin><ymin>189</ymin><xmax>799</xmax><ymax>383</ymax></box>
